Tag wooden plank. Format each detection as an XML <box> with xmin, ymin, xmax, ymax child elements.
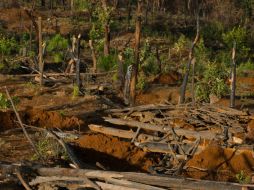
<box><xmin>104</xmin><ymin>117</ymin><xmax>218</xmax><ymax>140</ymax></box>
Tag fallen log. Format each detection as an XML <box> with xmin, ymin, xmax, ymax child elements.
<box><xmin>88</xmin><ymin>124</ymin><xmax>167</xmax><ymax>143</ymax></box>
<box><xmin>105</xmin><ymin>104</ymin><xmax>178</xmax><ymax>113</ymax></box>
<box><xmin>1</xmin><ymin>164</ymin><xmax>253</xmax><ymax>190</ymax></box>
<box><xmin>103</xmin><ymin>117</ymin><xmax>218</xmax><ymax>140</ymax></box>
<box><xmin>35</xmin><ymin>167</ymin><xmax>252</xmax><ymax>190</ymax></box>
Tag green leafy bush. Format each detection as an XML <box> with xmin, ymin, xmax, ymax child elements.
<box><xmin>32</xmin><ymin>134</ymin><xmax>68</xmax><ymax>161</ymax></box>
<box><xmin>236</xmin><ymin>170</ymin><xmax>251</xmax><ymax>184</ymax></box>
<box><xmin>222</xmin><ymin>26</ymin><xmax>250</xmax><ymax>61</ymax></box>
<box><xmin>47</xmin><ymin>34</ymin><xmax>68</xmax><ymax>63</ymax></box>
<box><xmin>237</xmin><ymin>60</ymin><xmax>254</xmax><ymax>75</ymax></box>
<box><xmin>98</xmin><ymin>54</ymin><xmax>117</xmax><ymax>71</ymax></box>
<box><xmin>74</xmin><ymin>0</ymin><xmax>92</xmax><ymax>11</ymax></box>
<box><xmin>202</xmin><ymin>21</ymin><xmax>224</xmax><ymax>46</ymax></box>
<box><xmin>195</xmin><ymin>62</ymin><xmax>229</xmax><ymax>102</ymax></box>
<box><xmin>0</xmin><ymin>35</ymin><xmax>19</xmax><ymax>55</ymax></box>
<box><xmin>0</xmin><ymin>93</ymin><xmax>19</xmax><ymax>109</ymax></box>
<box><xmin>142</xmin><ymin>55</ymin><xmax>160</xmax><ymax>76</ymax></box>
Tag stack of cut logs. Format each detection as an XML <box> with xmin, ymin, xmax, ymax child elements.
<box><xmin>89</xmin><ymin>103</ymin><xmax>252</xmax><ymax>175</ymax></box>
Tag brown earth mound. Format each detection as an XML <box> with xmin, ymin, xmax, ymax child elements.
<box><xmin>186</xmin><ymin>144</ymin><xmax>254</xmax><ymax>182</ymax></box>
<box><xmin>75</xmin><ymin>133</ymin><xmax>157</xmax><ymax>172</ymax></box>
<box><xmin>0</xmin><ymin>109</ymin><xmax>83</xmax><ymax>131</ymax></box>
<box><xmin>152</xmin><ymin>72</ymin><xmax>182</xmax><ymax>85</ymax></box>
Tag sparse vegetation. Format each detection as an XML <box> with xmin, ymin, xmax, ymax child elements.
<box><xmin>236</xmin><ymin>170</ymin><xmax>251</xmax><ymax>184</ymax></box>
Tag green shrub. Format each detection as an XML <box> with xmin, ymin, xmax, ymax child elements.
<box><xmin>0</xmin><ymin>35</ymin><xmax>19</xmax><ymax>56</ymax></box>
<box><xmin>74</xmin><ymin>0</ymin><xmax>92</xmax><ymax>11</ymax></box>
<box><xmin>202</xmin><ymin>21</ymin><xmax>224</xmax><ymax>46</ymax></box>
<box><xmin>237</xmin><ymin>60</ymin><xmax>254</xmax><ymax>75</ymax></box>
<box><xmin>142</xmin><ymin>55</ymin><xmax>160</xmax><ymax>76</ymax></box>
<box><xmin>0</xmin><ymin>93</ymin><xmax>19</xmax><ymax>109</ymax></box>
<box><xmin>222</xmin><ymin>26</ymin><xmax>250</xmax><ymax>62</ymax></box>
<box><xmin>72</xmin><ymin>84</ymin><xmax>80</xmax><ymax>98</ymax></box>
<box><xmin>31</xmin><ymin>134</ymin><xmax>68</xmax><ymax>161</ymax></box>
<box><xmin>236</xmin><ymin>170</ymin><xmax>251</xmax><ymax>184</ymax></box>
<box><xmin>98</xmin><ymin>54</ymin><xmax>118</xmax><ymax>71</ymax></box>
<box><xmin>136</xmin><ymin>73</ymin><xmax>147</xmax><ymax>91</ymax></box>
<box><xmin>195</xmin><ymin>62</ymin><xmax>229</xmax><ymax>102</ymax></box>
<box><xmin>47</xmin><ymin>34</ymin><xmax>68</xmax><ymax>63</ymax></box>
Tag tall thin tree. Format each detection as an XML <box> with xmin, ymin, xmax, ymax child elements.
<box><xmin>179</xmin><ymin>6</ymin><xmax>200</xmax><ymax>104</ymax></box>
<box><xmin>129</xmin><ymin>0</ymin><xmax>142</xmax><ymax>106</ymax></box>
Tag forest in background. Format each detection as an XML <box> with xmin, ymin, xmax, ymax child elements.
<box><xmin>0</xmin><ymin>0</ymin><xmax>254</xmax><ymax>104</ymax></box>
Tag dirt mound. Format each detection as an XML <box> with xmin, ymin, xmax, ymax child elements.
<box><xmin>152</xmin><ymin>72</ymin><xmax>182</xmax><ymax>85</ymax></box>
<box><xmin>0</xmin><ymin>109</ymin><xmax>83</xmax><ymax>131</ymax></box>
<box><xmin>75</xmin><ymin>133</ymin><xmax>157</xmax><ymax>172</ymax></box>
<box><xmin>185</xmin><ymin>145</ymin><xmax>254</xmax><ymax>182</ymax></box>
<box><xmin>26</xmin><ymin>109</ymin><xmax>83</xmax><ymax>129</ymax></box>
<box><xmin>136</xmin><ymin>86</ymin><xmax>180</xmax><ymax>105</ymax></box>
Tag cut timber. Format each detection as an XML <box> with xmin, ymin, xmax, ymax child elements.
<box><xmin>106</xmin><ymin>104</ymin><xmax>178</xmax><ymax>113</ymax></box>
<box><xmin>36</xmin><ymin>167</ymin><xmax>251</xmax><ymax>190</ymax></box>
<box><xmin>134</xmin><ymin>142</ymin><xmax>203</xmax><ymax>156</ymax></box>
<box><xmin>103</xmin><ymin>117</ymin><xmax>218</xmax><ymax>140</ymax></box>
<box><xmin>89</xmin><ymin>124</ymin><xmax>135</xmax><ymax>139</ymax></box>
<box><xmin>88</xmin><ymin>124</ymin><xmax>157</xmax><ymax>142</ymax></box>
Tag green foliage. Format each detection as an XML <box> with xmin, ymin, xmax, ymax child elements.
<box><xmin>74</xmin><ymin>0</ymin><xmax>92</xmax><ymax>11</ymax></box>
<box><xmin>0</xmin><ymin>93</ymin><xmax>10</xmax><ymax>109</ymax></box>
<box><xmin>173</xmin><ymin>34</ymin><xmax>190</xmax><ymax>53</ymax></box>
<box><xmin>202</xmin><ymin>22</ymin><xmax>224</xmax><ymax>45</ymax></box>
<box><xmin>0</xmin><ymin>34</ymin><xmax>19</xmax><ymax>55</ymax></box>
<box><xmin>0</xmin><ymin>93</ymin><xmax>19</xmax><ymax>109</ymax></box>
<box><xmin>123</xmin><ymin>47</ymin><xmax>134</xmax><ymax>72</ymax></box>
<box><xmin>98</xmin><ymin>54</ymin><xmax>118</xmax><ymax>71</ymax></box>
<box><xmin>236</xmin><ymin>170</ymin><xmax>251</xmax><ymax>184</ymax></box>
<box><xmin>31</xmin><ymin>134</ymin><xmax>68</xmax><ymax>161</ymax></box>
<box><xmin>47</xmin><ymin>34</ymin><xmax>68</xmax><ymax>63</ymax></box>
<box><xmin>237</xmin><ymin>60</ymin><xmax>254</xmax><ymax>75</ymax></box>
<box><xmin>72</xmin><ymin>84</ymin><xmax>80</xmax><ymax>98</ymax></box>
<box><xmin>142</xmin><ymin>55</ymin><xmax>159</xmax><ymax>76</ymax></box>
<box><xmin>195</xmin><ymin>62</ymin><xmax>229</xmax><ymax>102</ymax></box>
<box><xmin>136</xmin><ymin>73</ymin><xmax>147</xmax><ymax>91</ymax></box>
<box><xmin>222</xmin><ymin>26</ymin><xmax>250</xmax><ymax>61</ymax></box>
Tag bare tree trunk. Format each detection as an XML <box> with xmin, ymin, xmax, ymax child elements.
<box><xmin>179</xmin><ymin>14</ymin><xmax>199</xmax><ymax>104</ymax></box>
<box><xmin>102</xmin><ymin>0</ymin><xmax>110</xmax><ymax>56</ymax></box>
<box><xmin>156</xmin><ymin>46</ymin><xmax>162</xmax><ymax>73</ymax></box>
<box><xmin>191</xmin><ymin>58</ymin><xmax>196</xmax><ymax>106</ymax></box>
<box><xmin>127</xmin><ymin>0</ymin><xmax>132</xmax><ymax>30</ymax></box>
<box><xmin>230</xmin><ymin>41</ymin><xmax>236</xmax><ymax>108</ymax></box>
<box><xmin>70</xmin><ymin>0</ymin><xmax>74</xmax><ymax>15</ymax></box>
<box><xmin>38</xmin><ymin>17</ymin><xmax>44</xmax><ymax>86</ymax></box>
<box><xmin>129</xmin><ymin>0</ymin><xmax>142</xmax><ymax>106</ymax></box>
<box><xmin>75</xmin><ymin>35</ymin><xmax>81</xmax><ymax>89</ymax></box>
<box><xmin>89</xmin><ymin>40</ymin><xmax>97</xmax><ymax>73</ymax></box>
<box><xmin>104</xmin><ymin>24</ymin><xmax>110</xmax><ymax>56</ymax></box>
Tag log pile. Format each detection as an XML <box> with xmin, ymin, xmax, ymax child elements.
<box><xmin>89</xmin><ymin>103</ymin><xmax>253</xmax><ymax>175</ymax></box>
<box><xmin>1</xmin><ymin>163</ymin><xmax>253</xmax><ymax>190</ymax></box>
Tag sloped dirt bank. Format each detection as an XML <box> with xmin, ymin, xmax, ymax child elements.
<box><xmin>75</xmin><ymin>133</ymin><xmax>158</xmax><ymax>172</ymax></box>
<box><xmin>0</xmin><ymin>109</ymin><xmax>83</xmax><ymax>131</ymax></box>
<box><xmin>185</xmin><ymin>145</ymin><xmax>254</xmax><ymax>182</ymax></box>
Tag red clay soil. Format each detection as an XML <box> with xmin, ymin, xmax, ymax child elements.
<box><xmin>136</xmin><ymin>86</ymin><xmax>180</xmax><ymax>105</ymax></box>
<box><xmin>0</xmin><ymin>109</ymin><xmax>83</xmax><ymax>131</ymax></box>
<box><xmin>26</xmin><ymin>109</ymin><xmax>83</xmax><ymax>129</ymax></box>
<box><xmin>185</xmin><ymin>144</ymin><xmax>254</xmax><ymax>182</ymax></box>
<box><xmin>75</xmin><ymin>133</ymin><xmax>157</xmax><ymax>172</ymax></box>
